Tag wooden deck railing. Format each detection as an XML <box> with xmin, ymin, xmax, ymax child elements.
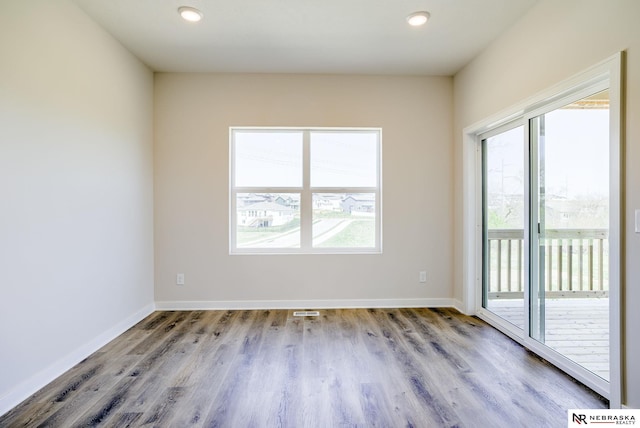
<box><xmin>487</xmin><ymin>229</ymin><xmax>608</xmax><ymax>299</ymax></box>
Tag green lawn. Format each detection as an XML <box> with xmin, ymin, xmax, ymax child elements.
<box><xmin>313</xmin><ymin>210</ymin><xmax>352</xmax><ymax>219</ymax></box>
<box><xmin>237</xmin><ymin>218</ymin><xmax>300</xmax><ymax>245</ymax></box>
<box><xmin>316</xmin><ymin>219</ymin><xmax>375</xmax><ymax>248</ymax></box>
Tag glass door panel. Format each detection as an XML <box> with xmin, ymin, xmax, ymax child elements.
<box><xmin>530</xmin><ymin>90</ymin><xmax>610</xmax><ymax>381</ymax></box>
<box><xmin>482</xmin><ymin>126</ymin><xmax>525</xmax><ymax>330</ymax></box>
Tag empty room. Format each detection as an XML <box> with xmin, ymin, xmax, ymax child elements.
<box><xmin>1</xmin><ymin>0</ymin><xmax>639</xmax><ymax>426</ymax></box>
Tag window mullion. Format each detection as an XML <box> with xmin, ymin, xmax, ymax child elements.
<box><xmin>301</xmin><ymin>130</ymin><xmax>312</xmax><ymax>250</ymax></box>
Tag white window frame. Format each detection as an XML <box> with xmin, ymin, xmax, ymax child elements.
<box><xmin>229</xmin><ymin>127</ymin><xmax>382</xmax><ymax>254</ymax></box>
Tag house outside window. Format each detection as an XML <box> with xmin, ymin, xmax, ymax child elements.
<box><xmin>230</xmin><ymin>127</ymin><xmax>382</xmax><ymax>254</ymax></box>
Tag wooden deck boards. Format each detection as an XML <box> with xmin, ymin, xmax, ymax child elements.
<box><xmin>486</xmin><ymin>298</ymin><xmax>609</xmax><ymax>379</ymax></box>
<box><xmin>0</xmin><ymin>308</ymin><xmax>607</xmax><ymax>427</ymax></box>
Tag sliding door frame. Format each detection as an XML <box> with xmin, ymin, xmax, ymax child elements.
<box><xmin>462</xmin><ymin>52</ymin><xmax>624</xmax><ymax>407</ymax></box>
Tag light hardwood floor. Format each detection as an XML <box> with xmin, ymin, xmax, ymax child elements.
<box><xmin>0</xmin><ymin>308</ymin><xmax>607</xmax><ymax>427</ymax></box>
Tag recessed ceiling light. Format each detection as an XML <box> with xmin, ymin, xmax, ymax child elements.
<box><xmin>178</xmin><ymin>6</ymin><xmax>203</xmax><ymax>22</ymax></box>
<box><xmin>406</xmin><ymin>11</ymin><xmax>430</xmax><ymax>27</ymax></box>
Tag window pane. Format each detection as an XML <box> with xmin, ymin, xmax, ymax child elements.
<box><xmin>313</xmin><ymin>193</ymin><xmax>375</xmax><ymax>248</ymax></box>
<box><xmin>482</xmin><ymin>126</ymin><xmax>525</xmax><ymax>330</ymax></box>
<box><xmin>236</xmin><ymin>193</ymin><xmax>300</xmax><ymax>248</ymax></box>
<box><xmin>310</xmin><ymin>132</ymin><xmax>378</xmax><ymax>187</ymax></box>
<box><xmin>234</xmin><ymin>131</ymin><xmax>303</xmax><ymax>187</ymax></box>
<box><xmin>531</xmin><ymin>90</ymin><xmax>610</xmax><ymax>381</ymax></box>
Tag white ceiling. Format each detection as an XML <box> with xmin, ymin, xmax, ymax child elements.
<box><xmin>73</xmin><ymin>0</ymin><xmax>537</xmax><ymax>75</ymax></box>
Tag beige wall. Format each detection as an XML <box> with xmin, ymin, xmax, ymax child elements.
<box><xmin>0</xmin><ymin>0</ymin><xmax>154</xmax><ymax>413</ymax></box>
<box><xmin>453</xmin><ymin>0</ymin><xmax>640</xmax><ymax>407</ymax></box>
<box><xmin>154</xmin><ymin>74</ymin><xmax>454</xmax><ymax>306</ymax></box>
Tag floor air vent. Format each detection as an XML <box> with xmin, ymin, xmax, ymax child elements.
<box><xmin>293</xmin><ymin>311</ymin><xmax>320</xmax><ymax>317</ymax></box>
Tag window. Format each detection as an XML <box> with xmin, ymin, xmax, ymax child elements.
<box><xmin>230</xmin><ymin>128</ymin><xmax>382</xmax><ymax>254</ymax></box>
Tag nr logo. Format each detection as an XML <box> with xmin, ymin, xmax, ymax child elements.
<box><xmin>573</xmin><ymin>413</ymin><xmax>588</xmax><ymax>424</ymax></box>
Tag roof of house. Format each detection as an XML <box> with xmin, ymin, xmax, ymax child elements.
<box><xmin>238</xmin><ymin>202</ymin><xmax>295</xmax><ymax>212</ymax></box>
<box><xmin>343</xmin><ymin>195</ymin><xmax>375</xmax><ymax>202</ymax></box>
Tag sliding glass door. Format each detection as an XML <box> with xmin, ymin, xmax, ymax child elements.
<box><xmin>530</xmin><ymin>90</ymin><xmax>610</xmax><ymax>381</ymax></box>
<box><xmin>474</xmin><ymin>54</ymin><xmax>622</xmax><ymax>402</ymax></box>
<box><xmin>481</xmin><ymin>88</ymin><xmax>613</xmax><ymax>390</ymax></box>
<box><xmin>482</xmin><ymin>126</ymin><xmax>525</xmax><ymax>330</ymax></box>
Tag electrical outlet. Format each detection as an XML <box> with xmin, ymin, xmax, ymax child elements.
<box><xmin>419</xmin><ymin>271</ymin><xmax>427</xmax><ymax>283</ymax></box>
<box><xmin>176</xmin><ymin>273</ymin><xmax>185</xmax><ymax>286</ymax></box>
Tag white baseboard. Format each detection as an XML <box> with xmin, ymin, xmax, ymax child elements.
<box><xmin>451</xmin><ymin>298</ymin><xmax>470</xmax><ymax>315</ymax></box>
<box><xmin>155</xmin><ymin>298</ymin><xmax>456</xmax><ymax>310</ymax></box>
<box><xmin>0</xmin><ymin>302</ymin><xmax>155</xmax><ymax>418</ymax></box>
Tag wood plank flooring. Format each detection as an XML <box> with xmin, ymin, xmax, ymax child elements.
<box><xmin>0</xmin><ymin>308</ymin><xmax>607</xmax><ymax>427</ymax></box>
